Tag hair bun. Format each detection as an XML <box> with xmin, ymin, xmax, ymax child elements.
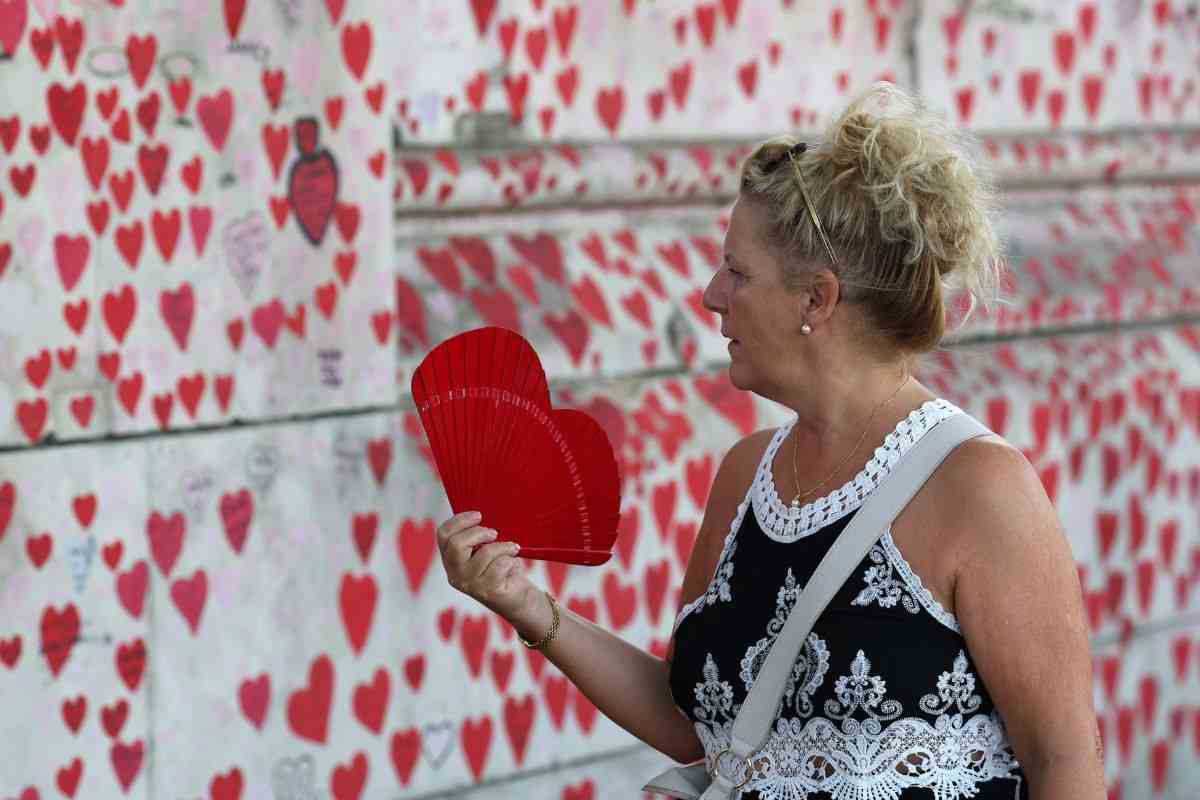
<box><xmin>738</xmin><ymin>82</ymin><xmax>1004</xmax><ymax>356</ymax></box>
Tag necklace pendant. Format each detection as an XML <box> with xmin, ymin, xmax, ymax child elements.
<box><xmin>790</xmin><ymin>496</ymin><xmax>801</xmax><ymax>509</ymax></box>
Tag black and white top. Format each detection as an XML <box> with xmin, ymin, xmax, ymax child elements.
<box><xmin>668</xmin><ymin>399</ymin><xmax>1029</xmax><ymax>799</ymax></box>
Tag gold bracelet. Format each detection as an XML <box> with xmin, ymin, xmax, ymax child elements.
<box><xmin>517</xmin><ymin>590</ymin><xmax>559</xmax><ymax>651</ymax></box>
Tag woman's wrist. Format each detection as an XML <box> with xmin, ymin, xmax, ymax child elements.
<box><xmin>511</xmin><ymin>586</ymin><xmax>556</xmax><ymax>646</ymax></box>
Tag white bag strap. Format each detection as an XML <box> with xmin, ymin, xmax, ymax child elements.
<box><xmin>701</xmin><ymin>412</ymin><xmax>991</xmax><ymax>799</ymax></box>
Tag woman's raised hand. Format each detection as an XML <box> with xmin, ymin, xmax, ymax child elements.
<box><xmin>437</xmin><ymin>511</ymin><xmax>535</xmax><ymax>621</ymax></box>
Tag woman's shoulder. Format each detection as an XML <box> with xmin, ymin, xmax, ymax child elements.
<box><xmin>934</xmin><ymin>429</ymin><xmax>1057</xmax><ymax>558</ymax></box>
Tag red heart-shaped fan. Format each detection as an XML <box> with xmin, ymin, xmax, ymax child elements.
<box><xmin>411</xmin><ymin>326</ymin><xmax>621</xmax><ymax>565</ymax></box>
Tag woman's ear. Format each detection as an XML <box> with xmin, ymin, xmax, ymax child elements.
<box><xmin>804</xmin><ymin>269</ymin><xmax>842</xmax><ymax>322</ymax></box>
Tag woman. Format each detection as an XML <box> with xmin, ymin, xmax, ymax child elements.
<box><xmin>436</xmin><ymin>83</ymin><xmax>1105</xmax><ymax>799</ymax></box>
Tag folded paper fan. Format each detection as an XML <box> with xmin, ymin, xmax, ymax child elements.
<box><xmin>411</xmin><ymin>326</ymin><xmax>621</xmax><ymax>566</ymax></box>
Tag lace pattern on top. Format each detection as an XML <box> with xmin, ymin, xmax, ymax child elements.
<box><xmin>691</xmin><ymin>646</ymin><xmax>1022</xmax><ymax>800</ymax></box>
<box><xmin>752</xmin><ymin>399</ymin><xmax>964</xmax><ymax>543</ymax></box>
<box><xmin>739</xmin><ymin>568</ymin><xmax>830</xmax><ymax>719</ymax></box>
<box><xmin>671</xmin><ymin>492</ymin><xmax>748</xmax><ymax>635</ymax></box>
<box><xmin>852</xmin><ymin>529</ymin><xmax>963</xmax><ymax>634</ymax></box>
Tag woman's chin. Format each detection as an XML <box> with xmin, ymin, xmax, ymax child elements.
<box><xmin>726</xmin><ymin>360</ymin><xmax>748</xmax><ymax>386</ymax></box>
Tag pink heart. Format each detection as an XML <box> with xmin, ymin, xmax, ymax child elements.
<box><xmin>0</xmin><ymin>0</ymin><xmax>28</xmax><ymax>58</ymax></box>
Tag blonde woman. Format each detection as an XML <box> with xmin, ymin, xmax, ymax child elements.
<box><xmin>438</xmin><ymin>83</ymin><xmax>1105</xmax><ymax>799</ymax></box>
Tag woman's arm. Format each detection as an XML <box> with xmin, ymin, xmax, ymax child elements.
<box><xmin>949</xmin><ymin>441</ymin><xmax>1106</xmax><ymax>799</ymax></box>
<box><xmin>510</xmin><ymin>590</ymin><xmax>704</xmax><ymax>764</ymax></box>
<box><xmin>506</xmin><ymin>430</ymin><xmax>769</xmax><ymax>767</ymax></box>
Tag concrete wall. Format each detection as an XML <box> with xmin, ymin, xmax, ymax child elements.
<box><xmin>1</xmin><ymin>1</ymin><xmax>1197</xmax><ymax>798</ymax></box>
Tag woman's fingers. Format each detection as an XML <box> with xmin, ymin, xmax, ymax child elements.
<box><xmin>444</xmin><ymin>527</ymin><xmax>498</xmax><ymax>584</ymax></box>
<box><xmin>437</xmin><ymin>511</ymin><xmax>482</xmax><ymax>555</ymax></box>
<box><xmin>475</xmin><ymin>541</ymin><xmax>521</xmax><ymax>581</ymax></box>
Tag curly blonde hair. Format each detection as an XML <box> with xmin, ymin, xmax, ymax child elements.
<box><xmin>739</xmin><ymin>81</ymin><xmax>1005</xmax><ymax>358</ymax></box>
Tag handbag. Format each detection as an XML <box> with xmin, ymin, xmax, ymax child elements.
<box><xmin>642</xmin><ymin>412</ymin><xmax>991</xmax><ymax>799</ymax></box>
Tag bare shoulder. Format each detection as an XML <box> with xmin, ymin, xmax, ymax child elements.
<box><xmin>938</xmin><ymin>432</ymin><xmax>1063</xmax><ymax>571</ymax></box>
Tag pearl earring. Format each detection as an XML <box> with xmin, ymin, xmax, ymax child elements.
<box><xmin>801</xmin><ymin>323</ymin><xmax>812</xmax><ymax>335</ymax></box>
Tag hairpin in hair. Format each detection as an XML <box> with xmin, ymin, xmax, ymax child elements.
<box><xmin>785</xmin><ymin>141</ymin><xmax>838</xmax><ymax>266</ymax></box>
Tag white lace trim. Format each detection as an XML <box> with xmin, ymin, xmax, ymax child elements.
<box><xmin>852</xmin><ymin>529</ymin><xmax>962</xmax><ymax>634</ymax></box>
<box><xmin>752</xmin><ymin>399</ymin><xmax>964</xmax><ymax>543</ymax></box>
<box><xmin>671</xmin><ymin>492</ymin><xmax>748</xmax><ymax>636</ymax></box>
<box><xmin>692</xmin><ymin>647</ymin><xmax>1022</xmax><ymax>800</ymax></box>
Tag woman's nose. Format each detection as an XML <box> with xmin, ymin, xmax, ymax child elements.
<box><xmin>702</xmin><ymin>275</ymin><xmax>724</xmax><ymax>314</ymax></box>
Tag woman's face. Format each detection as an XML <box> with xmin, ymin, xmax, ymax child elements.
<box><xmin>702</xmin><ymin>197</ymin><xmax>802</xmax><ymax>390</ymax></box>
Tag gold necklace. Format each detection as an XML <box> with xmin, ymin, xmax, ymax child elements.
<box><xmin>790</xmin><ymin>373</ymin><xmax>910</xmax><ymax>508</ymax></box>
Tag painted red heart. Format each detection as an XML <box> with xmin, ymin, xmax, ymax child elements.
<box><xmin>601</xmin><ymin>571</ymin><xmax>638</xmax><ymax>629</ymax></box>
<box><xmin>287</xmin><ymin>654</ymin><xmax>334</xmax><ymax>743</ymax></box>
<box><xmin>489</xmin><ymin>649</ymin><xmax>514</xmax><ymax>694</ymax></box>
<box><xmin>110</xmin><ymin>738</ymin><xmax>144</xmax><ymax>791</ymax></box>
<box><xmin>251</xmin><ymin>299</ymin><xmax>285</xmax><ymax>349</ymax></box>
<box><xmin>135</xmin><ymin>91</ymin><xmax>159</xmax><ymax>138</ymax></box>
<box><xmin>262</xmin><ymin>122</ymin><xmax>289</xmax><ymax>180</ymax></box>
<box><xmin>159</xmin><ymin>282</ymin><xmax>194</xmax><ymax>351</ymax></box>
<box><xmin>196</xmin><ymin>89</ymin><xmax>233</xmax><ymax>151</ymax></box>
<box><xmin>595</xmin><ymin>85</ymin><xmax>625</xmax><ymax>135</ymax></box>
<box><xmin>176</xmin><ymin>372</ymin><xmax>203</xmax><ymax>418</ymax></box>
<box><xmin>219</xmin><ymin>488</ymin><xmax>253</xmax><ymax>554</ymax></box>
<box><xmin>324</xmin><ymin>0</ymin><xmax>347</xmax><ymax>23</ymax></box>
<box><xmin>101</xmin><ymin>539</ymin><xmax>122</xmax><ymax>570</ymax></box>
<box><xmin>0</xmin><ymin>481</ymin><xmax>14</xmax><ymax>543</ymax></box>
<box><xmin>55</xmin><ymin>757</ymin><xmax>83</xmax><ymax>797</ymax></box>
<box><xmin>170</xmin><ymin>569</ymin><xmax>207</xmax><ymax>634</ymax></box>
<box><xmin>341</xmin><ymin>21</ymin><xmax>372</xmax><ymax>80</ymax></box>
<box><xmin>331</xmin><ymin>752</ymin><xmax>367</xmax><ymax>800</ymax></box>
<box><xmin>40</xmin><ymin>603</ymin><xmax>80</xmax><ymax>677</ymax></box>
<box><xmin>0</xmin><ymin>0</ymin><xmax>27</xmax><ymax>58</ymax></box>
<box><xmin>397</xmin><ymin>517</ymin><xmax>435</xmax><ymax>594</ymax></box>
<box><xmin>402</xmin><ymin>654</ymin><xmax>425</xmax><ymax>691</ymax></box>
<box><xmin>125</xmin><ymin>33</ymin><xmax>156</xmax><ymax>88</ymax></box>
<box><xmin>460</xmin><ymin>714</ymin><xmax>493</xmax><ymax>781</ymax></box>
<box><xmin>0</xmin><ymin>634</ymin><xmax>20</xmax><ymax>669</ymax></box>
<box><xmin>238</xmin><ymin>673</ymin><xmax>270</xmax><ymax>730</ymax></box>
<box><xmin>101</xmin><ymin>698</ymin><xmax>129</xmax><ymax>739</ymax></box>
<box><xmin>211</xmin><ymin>766</ymin><xmax>243</xmax><ymax>800</ymax></box>
<box><xmin>339</xmin><ymin>572</ymin><xmax>378</xmax><ymax>654</ymax></box>
<box><xmin>47</xmin><ymin>81</ymin><xmax>86</xmax><ymax>145</ymax></box>
<box><xmin>694</xmin><ymin>3</ymin><xmax>717</xmax><ymax>46</ymax></box>
<box><xmin>114</xmin><ymin>637</ymin><xmax>146</xmax><ymax>691</ymax></box>
<box><xmin>116</xmin><ymin>559</ymin><xmax>148</xmax><ymax>619</ymax></box>
<box><xmin>223</xmin><ymin>0</ymin><xmax>246</xmax><ymax>39</ymax></box>
<box><xmin>390</xmin><ymin>728</ymin><xmax>421</xmax><ymax>786</ymax></box>
<box><xmin>62</xmin><ymin>297</ymin><xmax>89</xmax><ymax>336</ymax></box>
<box><xmin>543</xmin><ymin>673</ymin><xmax>569</xmax><ymax>729</ymax></box>
<box><xmin>189</xmin><ymin>206</ymin><xmax>212</xmax><ymax>256</ymax></box>
<box><xmin>146</xmin><ymin>510</ymin><xmax>185</xmax><ymax>577</ymax></box>
<box><xmin>62</xmin><ymin>695</ymin><xmax>87</xmax><ymax>734</ymax></box>
<box><xmin>502</xmin><ymin>693</ymin><xmax>536</xmax><ymax>765</ymax></box>
<box><xmin>150</xmin><ymin>208</ymin><xmax>181</xmax><ymax>261</ymax></box>
<box><xmin>352</xmin><ymin>667</ymin><xmax>390</xmax><ymax>734</ymax></box>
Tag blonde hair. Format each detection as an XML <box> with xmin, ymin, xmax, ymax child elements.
<box><xmin>739</xmin><ymin>81</ymin><xmax>1005</xmax><ymax>358</ymax></box>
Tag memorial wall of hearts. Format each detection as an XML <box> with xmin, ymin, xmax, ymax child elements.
<box><xmin>0</xmin><ymin>1</ymin><xmax>1197</xmax><ymax>798</ymax></box>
